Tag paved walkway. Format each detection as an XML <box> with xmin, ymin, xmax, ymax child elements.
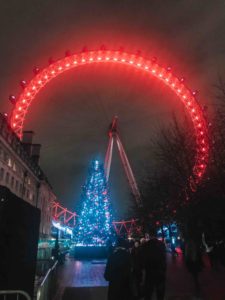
<box><xmin>54</xmin><ymin>253</ymin><xmax>225</xmax><ymax>300</ymax></box>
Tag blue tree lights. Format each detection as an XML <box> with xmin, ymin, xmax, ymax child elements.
<box><xmin>75</xmin><ymin>160</ymin><xmax>113</xmax><ymax>246</ymax></box>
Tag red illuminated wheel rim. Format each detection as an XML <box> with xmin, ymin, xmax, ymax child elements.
<box><xmin>9</xmin><ymin>49</ymin><xmax>209</xmax><ymax>187</ymax></box>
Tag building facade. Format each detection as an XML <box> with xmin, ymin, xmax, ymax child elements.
<box><xmin>0</xmin><ymin>113</ymin><xmax>56</xmax><ymax>238</ymax></box>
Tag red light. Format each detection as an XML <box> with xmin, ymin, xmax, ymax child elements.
<box><xmin>20</xmin><ymin>80</ymin><xmax>27</xmax><ymax>89</ymax></box>
<box><xmin>33</xmin><ymin>67</ymin><xmax>40</xmax><ymax>74</ymax></box>
<box><xmin>9</xmin><ymin>95</ymin><xmax>16</xmax><ymax>104</ymax></box>
<box><xmin>8</xmin><ymin>48</ymin><xmax>209</xmax><ymax>190</ymax></box>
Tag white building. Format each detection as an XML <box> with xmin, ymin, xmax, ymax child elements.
<box><xmin>0</xmin><ymin>113</ymin><xmax>56</xmax><ymax>238</ymax></box>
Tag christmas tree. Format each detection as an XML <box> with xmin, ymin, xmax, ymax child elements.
<box><xmin>75</xmin><ymin>160</ymin><xmax>113</xmax><ymax>246</ymax></box>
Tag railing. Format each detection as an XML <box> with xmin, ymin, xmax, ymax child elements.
<box><xmin>36</xmin><ymin>261</ymin><xmax>58</xmax><ymax>300</ymax></box>
<box><xmin>0</xmin><ymin>290</ymin><xmax>31</xmax><ymax>300</ymax></box>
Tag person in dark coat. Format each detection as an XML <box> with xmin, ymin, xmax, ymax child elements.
<box><xmin>185</xmin><ymin>235</ymin><xmax>203</xmax><ymax>297</ymax></box>
<box><xmin>106</xmin><ymin>237</ymin><xmax>114</xmax><ymax>257</ymax></box>
<box><xmin>141</xmin><ymin>228</ymin><xmax>167</xmax><ymax>300</ymax></box>
<box><xmin>104</xmin><ymin>237</ymin><xmax>131</xmax><ymax>300</ymax></box>
<box><xmin>131</xmin><ymin>240</ymin><xmax>143</xmax><ymax>299</ymax></box>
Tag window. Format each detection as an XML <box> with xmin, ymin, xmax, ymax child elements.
<box><xmin>15</xmin><ymin>180</ymin><xmax>18</xmax><ymax>191</ymax></box>
<box><xmin>13</xmin><ymin>163</ymin><xmax>16</xmax><ymax>172</ymax></box>
<box><xmin>20</xmin><ymin>183</ymin><xmax>23</xmax><ymax>194</ymax></box>
<box><xmin>29</xmin><ymin>192</ymin><xmax>33</xmax><ymax>201</ymax></box>
<box><xmin>6</xmin><ymin>172</ymin><xmax>9</xmax><ymax>184</ymax></box>
<box><xmin>7</xmin><ymin>158</ymin><xmax>12</xmax><ymax>168</ymax></box>
<box><xmin>0</xmin><ymin>168</ymin><xmax>4</xmax><ymax>181</ymax></box>
<box><xmin>11</xmin><ymin>176</ymin><xmax>14</xmax><ymax>188</ymax></box>
<box><xmin>3</xmin><ymin>152</ymin><xmax>7</xmax><ymax>163</ymax></box>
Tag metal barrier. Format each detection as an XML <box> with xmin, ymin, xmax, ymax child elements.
<box><xmin>0</xmin><ymin>290</ymin><xmax>31</xmax><ymax>300</ymax></box>
<box><xmin>36</xmin><ymin>261</ymin><xmax>58</xmax><ymax>300</ymax></box>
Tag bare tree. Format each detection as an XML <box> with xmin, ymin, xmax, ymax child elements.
<box><xmin>139</xmin><ymin>78</ymin><xmax>225</xmax><ymax>238</ymax></box>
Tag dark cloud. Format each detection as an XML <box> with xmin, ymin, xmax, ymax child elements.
<box><xmin>0</xmin><ymin>0</ymin><xmax>225</xmax><ymax>218</ymax></box>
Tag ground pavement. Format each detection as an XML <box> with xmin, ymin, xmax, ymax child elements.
<box><xmin>54</xmin><ymin>252</ymin><xmax>225</xmax><ymax>300</ymax></box>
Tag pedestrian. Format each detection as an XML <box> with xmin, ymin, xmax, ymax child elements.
<box><xmin>202</xmin><ymin>231</ymin><xmax>215</xmax><ymax>269</ymax></box>
<box><xmin>170</xmin><ymin>239</ymin><xmax>178</xmax><ymax>257</ymax></box>
<box><xmin>141</xmin><ymin>228</ymin><xmax>167</xmax><ymax>300</ymax></box>
<box><xmin>140</xmin><ymin>237</ymin><xmax>146</xmax><ymax>246</ymax></box>
<box><xmin>104</xmin><ymin>237</ymin><xmax>131</xmax><ymax>300</ymax></box>
<box><xmin>131</xmin><ymin>240</ymin><xmax>143</xmax><ymax>299</ymax></box>
<box><xmin>106</xmin><ymin>237</ymin><xmax>114</xmax><ymax>257</ymax></box>
<box><xmin>185</xmin><ymin>235</ymin><xmax>203</xmax><ymax>298</ymax></box>
<box><xmin>145</xmin><ymin>233</ymin><xmax>150</xmax><ymax>242</ymax></box>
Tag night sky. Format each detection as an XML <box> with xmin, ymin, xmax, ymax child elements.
<box><xmin>0</xmin><ymin>0</ymin><xmax>225</xmax><ymax>219</ymax></box>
